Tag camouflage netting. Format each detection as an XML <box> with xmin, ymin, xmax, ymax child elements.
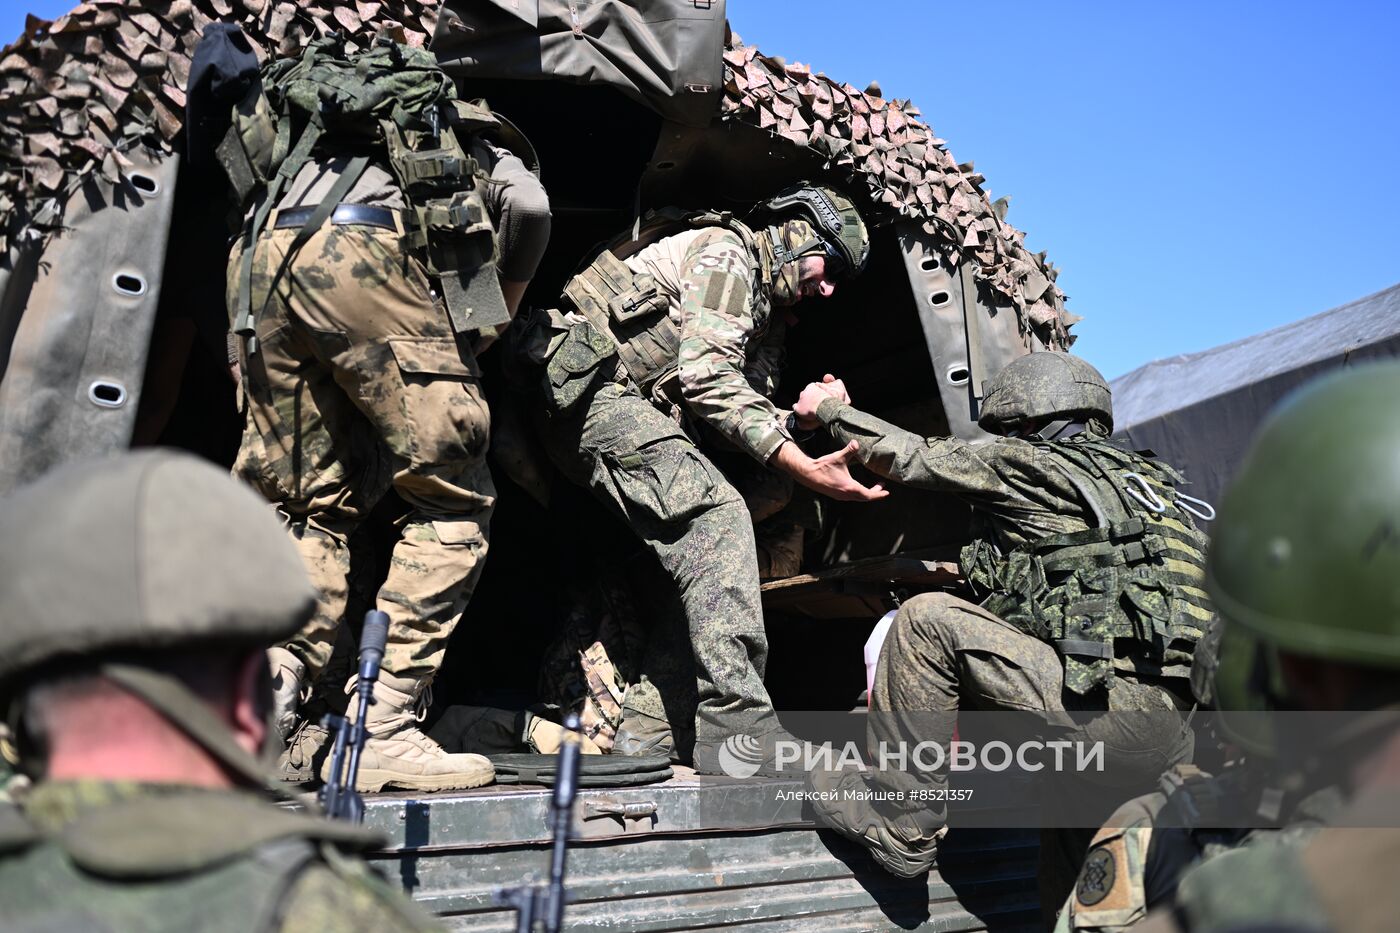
<box><xmin>722</xmin><ymin>35</ymin><xmax>1077</xmax><ymax>347</ymax></box>
<box><xmin>0</xmin><ymin>4</ymin><xmax>1075</xmax><ymax>345</ymax></box>
<box><xmin>0</xmin><ymin>0</ymin><xmax>439</xmax><ymax>253</ymax></box>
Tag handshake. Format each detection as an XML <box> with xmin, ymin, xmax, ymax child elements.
<box><xmin>793</xmin><ymin>374</ymin><xmax>851</xmax><ymax>430</ymax></box>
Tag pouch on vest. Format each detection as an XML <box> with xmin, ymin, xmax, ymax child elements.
<box><xmin>388</xmin><ymin>117</ymin><xmax>512</xmax><ymax>337</ymax></box>
<box><xmin>544</xmin><ymin>319</ymin><xmax>617</xmax><ymax>415</ymax></box>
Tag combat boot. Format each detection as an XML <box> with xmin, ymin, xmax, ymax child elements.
<box><xmin>277</xmin><ymin>719</ymin><xmax>330</xmax><ymax>784</ymax></box>
<box><xmin>322</xmin><ymin>673</ymin><xmax>494</xmax><ymax>792</ymax></box>
<box><xmin>267</xmin><ymin>646</ymin><xmax>306</xmax><ymax>742</ymax></box>
<box><xmin>808</xmin><ymin>767</ymin><xmax>947</xmax><ymax>878</ymax></box>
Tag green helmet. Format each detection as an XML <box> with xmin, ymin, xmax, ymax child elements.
<box><xmin>1206</xmin><ymin>363</ymin><xmax>1400</xmax><ymax>668</ymax></box>
<box><xmin>763</xmin><ymin>183</ymin><xmax>870</xmax><ymax>280</ymax></box>
<box><xmin>0</xmin><ymin>450</ymin><xmax>316</xmax><ymax>686</ymax></box>
<box><xmin>1191</xmin><ymin>616</ymin><xmax>1276</xmax><ymax>756</ymax></box>
<box><xmin>978</xmin><ymin>351</ymin><xmax>1113</xmax><ymax>435</ymax></box>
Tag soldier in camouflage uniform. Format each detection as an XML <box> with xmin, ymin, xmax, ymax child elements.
<box><xmin>1133</xmin><ymin>364</ymin><xmax>1400</xmax><ymax>933</ymax></box>
<box><xmin>522</xmin><ymin>185</ymin><xmax>886</xmax><ymax>771</ymax></box>
<box><xmin>233</xmin><ymin>86</ymin><xmax>551</xmax><ymax>791</ymax></box>
<box><xmin>1055</xmin><ymin>618</ymin><xmax>1339</xmax><ymax>932</ymax></box>
<box><xmin>796</xmin><ymin>352</ymin><xmax>1208</xmax><ymax>908</ymax></box>
<box><xmin>0</xmin><ymin>451</ymin><xmax>442</xmax><ymax>933</ymax></box>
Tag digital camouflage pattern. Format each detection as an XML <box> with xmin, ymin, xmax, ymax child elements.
<box><xmin>722</xmin><ymin>35</ymin><xmax>1077</xmax><ymax>348</ymax></box>
<box><xmin>535</xmin><ymin>374</ymin><xmax>781</xmax><ymax>758</ymax></box>
<box><xmin>978</xmin><ymin>350</ymin><xmax>1114</xmax><ymax>433</ymax></box>
<box><xmin>815</xmin><ymin>396</ymin><xmax>1211</xmax><ymax>693</ymax></box>
<box><xmin>232</xmin><ymin>221</ymin><xmax>492</xmax><ymax>687</ymax></box>
<box><xmin>1056</xmin><ymin>768</ymin><xmax>1339</xmax><ymax>932</ymax></box>
<box><xmin>0</xmin><ymin>781</ymin><xmax>440</xmax><ymax>933</ymax></box>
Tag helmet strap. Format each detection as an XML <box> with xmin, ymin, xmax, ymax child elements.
<box><xmin>1031</xmin><ymin>418</ymin><xmax>1085</xmax><ymax>441</ymax></box>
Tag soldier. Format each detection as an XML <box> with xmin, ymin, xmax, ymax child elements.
<box><xmin>1133</xmin><ymin>363</ymin><xmax>1400</xmax><ymax>932</ymax></box>
<box><xmin>1054</xmin><ymin>618</ymin><xmax>1339</xmax><ymax>932</ymax></box>
<box><xmin>225</xmin><ymin>41</ymin><xmax>552</xmax><ymax>790</ymax></box>
<box><xmin>0</xmin><ymin>450</ymin><xmax>441</xmax><ymax>932</ymax></box>
<box><xmin>522</xmin><ymin>184</ymin><xmax>887</xmax><ymax>772</ymax></box>
<box><xmin>794</xmin><ymin>352</ymin><xmax>1209</xmax><ymax>912</ymax></box>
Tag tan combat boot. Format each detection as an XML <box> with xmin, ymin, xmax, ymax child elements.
<box><xmin>267</xmin><ymin>646</ymin><xmax>306</xmax><ymax>742</ymax></box>
<box><xmin>323</xmin><ymin>673</ymin><xmax>494</xmax><ymax>792</ymax></box>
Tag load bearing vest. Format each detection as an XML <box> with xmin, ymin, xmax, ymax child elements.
<box><xmin>962</xmin><ymin>438</ymin><xmax>1214</xmax><ymax>695</ymax></box>
<box><xmin>560</xmin><ymin>210</ymin><xmax>772</xmax><ymax>391</ymax></box>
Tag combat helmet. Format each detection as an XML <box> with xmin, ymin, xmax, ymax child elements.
<box><xmin>978</xmin><ymin>351</ymin><xmax>1113</xmax><ymax>435</ymax></box>
<box><xmin>1206</xmin><ymin>363</ymin><xmax>1400</xmax><ymax>669</ymax></box>
<box><xmin>0</xmin><ymin>450</ymin><xmax>316</xmax><ymax>785</ymax></box>
<box><xmin>1190</xmin><ymin>616</ymin><xmax>1276</xmax><ymax>757</ymax></box>
<box><xmin>762</xmin><ymin>183</ymin><xmax>871</xmax><ymax>280</ymax></box>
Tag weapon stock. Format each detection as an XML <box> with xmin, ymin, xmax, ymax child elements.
<box><xmin>319</xmin><ymin>609</ymin><xmax>389</xmax><ymax>823</ymax></box>
<box><xmin>495</xmin><ymin>712</ymin><xmax>582</xmax><ymax>933</ymax></box>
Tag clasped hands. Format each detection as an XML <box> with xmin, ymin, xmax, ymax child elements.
<box><xmin>771</xmin><ymin>374</ymin><xmax>888</xmax><ymax>502</ymax></box>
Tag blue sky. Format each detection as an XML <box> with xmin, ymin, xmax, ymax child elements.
<box><xmin>6</xmin><ymin>1</ymin><xmax>1397</xmax><ymax>378</ymax></box>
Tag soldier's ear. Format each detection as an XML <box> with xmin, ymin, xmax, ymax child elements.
<box><xmin>229</xmin><ymin>650</ymin><xmax>271</xmax><ymax>757</ymax></box>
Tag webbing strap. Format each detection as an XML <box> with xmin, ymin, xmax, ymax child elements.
<box><xmin>237</xmin><ymin>154</ymin><xmax>370</xmax><ymax>354</ymax></box>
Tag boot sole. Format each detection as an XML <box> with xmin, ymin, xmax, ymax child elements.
<box><xmin>351</xmin><ymin>768</ymin><xmax>495</xmax><ymax>793</ymax></box>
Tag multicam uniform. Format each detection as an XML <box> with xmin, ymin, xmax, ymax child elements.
<box><xmin>809</xmin><ymin>394</ymin><xmax>1208</xmax><ymax>911</ymax></box>
<box><xmin>530</xmin><ymin>220</ymin><xmax>803</xmax><ymax>762</ymax></box>
<box><xmin>0</xmin><ymin>781</ymin><xmax>440</xmax><ymax>933</ymax></box>
<box><xmin>233</xmin><ymin>147</ymin><xmax>548</xmax><ymax>766</ymax></box>
<box><xmin>1057</xmin><ymin>766</ymin><xmax>1338</xmax><ymax>932</ymax></box>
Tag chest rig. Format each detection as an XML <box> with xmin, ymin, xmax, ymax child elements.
<box><xmin>560</xmin><ymin>209</ymin><xmax>773</xmax><ymax>393</ymax></box>
<box><xmin>962</xmin><ymin>437</ymin><xmax>1214</xmax><ymax>694</ymax></box>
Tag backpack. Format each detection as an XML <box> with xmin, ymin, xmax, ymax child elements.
<box><xmin>217</xmin><ymin>35</ymin><xmax>509</xmax><ymax>349</ymax></box>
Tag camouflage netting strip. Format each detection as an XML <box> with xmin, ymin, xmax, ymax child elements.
<box><xmin>722</xmin><ymin>35</ymin><xmax>1077</xmax><ymax>347</ymax></box>
<box><xmin>0</xmin><ymin>0</ymin><xmax>439</xmax><ymax>253</ymax></box>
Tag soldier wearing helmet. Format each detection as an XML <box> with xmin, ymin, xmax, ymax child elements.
<box><xmin>520</xmin><ymin>183</ymin><xmax>885</xmax><ymax>774</ymax></box>
<box><xmin>0</xmin><ymin>451</ymin><xmax>441</xmax><ymax>932</ymax></box>
<box><xmin>1133</xmin><ymin>363</ymin><xmax>1400</xmax><ymax>933</ymax></box>
<box><xmin>794</xmin><ymin>351</ymin><xmax>1211</xmax><ymax>913</ymax></box>
<box><xmin>1054</xmin><ymin>616</ymin><xmax>1340</xmax><ymax>933</ymax></box>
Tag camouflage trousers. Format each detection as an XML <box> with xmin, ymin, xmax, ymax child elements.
<box><xmin>867</xmin><ymin>591</ymin><xmax>1192</xmax><ymax>924</ymax></box>
<box><xmin>535</xmin><ymin>376</ymin><xmax>782</xmax><ymax>753</ymax></box>
<box><xmin>230</xmin><ymin>223</ymin><xmax>494</xmax><ymax>687</ymax></box>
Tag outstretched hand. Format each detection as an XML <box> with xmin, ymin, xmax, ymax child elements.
<box><xmin>794</xmin><ymin>373</ymin><xmax>851</xmax><ymax>429</ymax></box>
<box><xmin>774</xmin><ymin>440</ymin><xmax>887</xmax><ymax>502</ymax></box>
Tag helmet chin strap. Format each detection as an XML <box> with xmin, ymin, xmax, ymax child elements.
<box><xmin>766</xmin><ymin>225</ymin><xmax>825</xmax><ymax>268</ymax></box>
<box><xmin>1029</xmin><ymin>418</ymin><xmax>1086</xmax><ymax>441</ymax></box>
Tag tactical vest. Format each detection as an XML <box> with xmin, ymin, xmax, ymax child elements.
<box><xmin>561</xmin><ymin>209</ymin><xmax>772</xmax><ymax>392</ymax></box>
<box><xmin>961</xmin><ymin>437</ymin><xmax>1213</xmax><ymax>695</ymax></box>
<box><xmin>0</xmin><ymin>788</ymin><xmax>412</xmax><ymax>933</ymax></box>
<box><xmin>218</xmin><ymin>36</ymin><xmax>512</xmax><ymax>349</ymax></box>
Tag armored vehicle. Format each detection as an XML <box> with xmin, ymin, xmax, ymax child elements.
<box><xmin>1</xmin><ymin>2</ymin><xmax>1075</xmax><ymax>928</ymax></box>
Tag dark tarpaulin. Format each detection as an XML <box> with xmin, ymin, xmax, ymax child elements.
<box><xmin>1111</xmin><ymin>282</ymin><xmax>1400</xmax><ymax>513</ymax></box>
<box><xmin>431</xmin><ymin>0</ymin><xmax>725</xmax><ymax>127</ymax></box>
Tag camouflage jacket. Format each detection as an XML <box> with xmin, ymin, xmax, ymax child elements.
<box><xmin>1057</xmin><ymin>765</ymin><xmax>1339</xmax><ymax>932</ymax></box>
<box><xmin>814</xmin><ymin>396</ymin><xmax>1096</xmax><ymax>549</ymax></box>
<box><xmin>814</xmin><ymin>398</ymin><xmax>1211</xmax><ymax>692</ymax></box>
<box><xmin>0</xmin><ymin>780</ymin><xmax>441</xmax><ymax>933</ymax></box>
<box><xmin>1133</xmin><ymin>784</ymin><xmax>1400</xmax><ymax>933</ymax></box>
<box><xmin>564</xmin><ymin>226</ymin><xmax>792</xmax><ymax>463</ymax></box>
